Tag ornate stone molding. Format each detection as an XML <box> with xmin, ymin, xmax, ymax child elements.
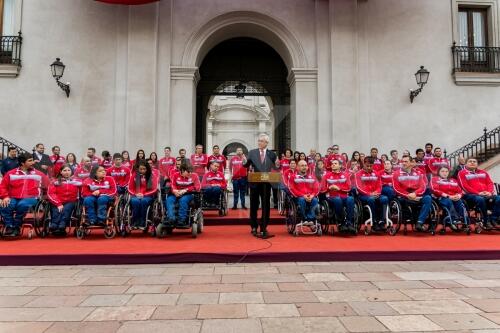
<box><xmin>170</xmin><ymin>66</ymin><xmax>200</xmax><ymax>85</ymax></box>
<box><xmin>287</xmin><ymin>68</ymin><xmax>318</xmax><ymax>86</ymax></box>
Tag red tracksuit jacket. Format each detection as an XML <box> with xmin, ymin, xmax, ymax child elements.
<box><xmin>457</xmin><ymin>168</ymin><xmax>494</xmax><ymax>194</ymax></box>
<box><xmin>321</xmin><ymin>171</ymin><xmax>351</xmax><ymax>198</ymax></box>
<box><xmin>90</xmin><ymin>156</ymin><xmax>102</xmax><ymax>167</ymax></box>
<box><xmin>288</xmin><ymin>172</ymin><xmax>319</xmax><ymax>197</ymax></box>
<box><xmin>393</xmin><ymin>168</ymin><xmax>427</xmax><ymax>197</ymax></box>
<box><xmin>127</xmin><ymin>172</ymin><xmax>159</xmax><ymax>197</ymax></box>
<box><xmin>325</xmin><ymin>154</ymin><xmax>346</xmax><ymax>170</ymax></box>
<box><xmin>171</xmin><ymin>173</ymin><xmax>201</xmax><ymax>192</ymax></box>
<box><xmin>201</xmin><ymin>170</ymin><xmax>227</xmax><ymax>190</ymax></box>
<box><xmin>190</xmin><ymin>154</ymin><xmax>208</xmax><ymax>178</ymax></box>
<box><xmin>430</xmin><ymin>176</ymin><xmax>462</xmax><ymax>197</ymax></box>
<box><xmin>49</xmin><ymin>154</ymin><xmax>66</xmax><ymax>178</ymax></box>
<box><xmin>106</xmin><ymin>166</ymin><xmax>131</xmax><ymax>188</ymax></box>
<box><xmin>355</xmin><ymin>170</ymin><xmax>382</xmax><ymax>196</ymax></box>
<box><xmin>426</xmin><ymin>157</ymin><xmax>450</xmax><ymax>175</ymax></box>
<box><xmin>81</xmin><ymin>176</ymin><xmax>117</xmax><ymax>198</ymax></box>
<box><xmin>414</xmin><ymin>159</ymin><xmax>427</xmax><ymax>175</ymax></box>
<box><xmin>74</xmin><ymin>166</ymin><xmax>91</xmax><ymax>180</ymax></box>
<box><xmin>280</xmin><ymin>158</ymin><xmax>292</xmax><ymax>173</ymax></box>
<box><xmin>230</xmin><ymin>156</ymin><xmax>247</xmax><ymax>179</ymax></box>
<box><xmin>0</xmin><ymin>168</ymin><xmax>49</xmax><ymax>199</ymax></box>
<box><xmin>378</xmin><ymin>170</ymin><xmax>394</xmax><ymax>187</ymax></box>
<box><xmin>47</xmin><ymin>178</ymin><xmax>82</xmax><ymax>206</ymax></box>
<box><xmin>372</xmin><ymin>158</ymin><xmax>384</xmax><ymax>173</ymax></box>
<box><xmin>207</xmin><ymin>154</ymin><xmax>227</xmax><ymax>171</ymax></box>
<box><xmin>159</xmin><ymin>157</ymin><xmax>176</xmax><ymax>178</ymax></box>
<box><xmin>282</xmin><ymin>169</ymin><xmax>296</xmax><ymax>188</ymax></box>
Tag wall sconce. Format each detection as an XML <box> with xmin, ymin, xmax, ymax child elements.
<box><xmin>409</xmin><ymin>66</ymin><xmax>429</xmax><ymax>103</ymax></box>
<box><xmin>50</xmin><ymin>58</ymin><xmax>71</xmax><ymax>98</ymax></box>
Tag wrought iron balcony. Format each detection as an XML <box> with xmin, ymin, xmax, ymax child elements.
<box><xmin>452</xmin><ymin>43</ymin><xmax>500</xmax><ymax>73</ymax></box>
<box><xmin>0</xmin><ymin>32</ymin><xmax>22</xmax><ymax>67</ymax></box>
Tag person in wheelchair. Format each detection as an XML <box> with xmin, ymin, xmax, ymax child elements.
<box><xmin>321</xmin><ymin>159</ymin><xmax>355</xmax><ymax>233</ymax></box>
<box><xmin>458</xmin><ymin>157</ymin><xmax>500</xmax><ymax>229</ymax></box>
<box><xmin>393</xmin><ymin>155</ymin><xmax>432</xmax><ymax>232</ymax></box>
<box><xmin>354</xmin><ymin>156</ymin><xmax>388</xmax><ymax>231</ymax></box>
<box><xmin>127</xmin><ymin>160</ymin><xmax>158</xmax><ymax>228</ymax></box>
<box><xmin>0</xmin><ymin>153</ymin><xmax>49</xmax><ymax>237</ymax></box>
<box><xmin>81</xmin><ymin>165</ymin><xmax>117</xmax><ymax>226</ymax></box>
<box><xmin>430</xmin><ymin>166</ymin><xmax>466</xmax><ymax>231</ymax></box>
<box><xmin>47</xmin><ymin>164</ymin><xmax>82</xmax><ymax>236</ymax></box>
<box><xmin>379</xmin><ymin>160</ymin><xmax>396</xmax><ymax>201</ymax></box>
<box><xmin>165</xmin><ymin>163</ymin><xmax>201</xmax><ymax>226</ymax></box>
<box><xmin>201</xmin><ymin>161</ymin><xmax>227</xmax><ymax>207</ymax></box>
<box><xmin>288</xmin><ymin>160</ymin><xmax>320</xmax><ymax>223</ymax></box>
<box><xmin>107</xmin><ymin>153</ymin><xmax>131</xmax><ymax>195</ymax></box>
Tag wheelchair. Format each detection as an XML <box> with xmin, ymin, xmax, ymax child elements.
<box><xmin>119</xmin><ymin>190</ymin><xmax>163</xmax><ymax>237</ymax></box>
<box><xmin>463</xmin><ymin>196</ymin><xmax>499</xmax><ymax>234</ymax></box>
<box><xmin>0</xmin><ymin>196</ymin><xmax>47</xmax><ymax>240</ymax></box>
<box><xmin>156</xmin><ymin>192</ymin><xmax>204</xmax><ymax>238</ymax></box>
<box><xmin>35</xmin><ymin>198</ymin><xmax>82</xmax><ymax>238</ymax></box>
<box><xmin>388</xmin><ymin>196</ymin><xmax>438</xmax><ymax>235</ymax></box>
<box><xmin>317</xmin><ymin>196</ymin><xmax>359</xmax><ymax>236</ymax></box>
<box><xmin>354</xmin><ymin>197</ymin><xmax>398</xmax><ymax>236</ymax></box>
<box><xmin>284</xmin><ymin>193</ymin><xmax>326</xmax><ymax>237</ymax></box>
<box><xmin>75</xmin><ymin>196</ymin><xmax>118</xmax><ymax>239</ymax></box>
<box><xmin>277</xmin><ymin>187</ymin><xmax>288</xmax><ymax>216</ymax></box>
<box><xmin>201</xmin><ymin>187</ymin><xmax>228</xmax><ymax>216</ymax></box>
<box><xmin>430</xmin><ymin>198</ymin><xmax>471</xmax><ymax>235</ymax></box>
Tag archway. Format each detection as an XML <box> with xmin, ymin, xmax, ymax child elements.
<box><xmin>223</xmin><ymin>142</ymin><xmax>249</xmax><ymax>157</ymax></box>
<box><xmin>197</xmin><ymin>37</ymin><xmax>290</xmax><ymax>154</ymax></box>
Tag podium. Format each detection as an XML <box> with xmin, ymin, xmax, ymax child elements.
<box><xmin>248</xmin><ymin>172</ymin><xmax>282</xmax><ymax>184</ymax></box>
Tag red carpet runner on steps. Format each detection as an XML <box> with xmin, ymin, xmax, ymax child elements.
<box><xmin>0</xmin><ymin>210</ymin><xmax>499</xmax><ymax>265</ymax></box>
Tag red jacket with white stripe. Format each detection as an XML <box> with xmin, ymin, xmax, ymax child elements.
<box><xmin>321</xmin><ymin>171</ymin><xmax>351</xmax><ymax>198</ymax></box>
<box><xmin>229</xmin><ymin>156</ymin><xmax>247</xmax><ymax>179</ymax></box>
<box><xmin>190</xmin><ymin>154</ymin><xmax>208</xmax><ymax>178</ymax></box>
<box><xmin>159</xmin><ymin>157</ymin><xmax>176</xmax><ymax>178</ymax></box>
<box><xmin>81</xmin><ymin>176</ymin><xmax>117</xmax><ymax>198</ymax></box>
<box><xmin>171</xmin><ymin>173</ymin><xmax>201</xmax><ymax>192</ymax></box>
<box><xmin>378</xmin><ymin>170</ymin><xmax>394</xmax><ymax>187</ymax></box>
<box><xmin>325</xmin><ymin>154</ymin><xmax>346</xmax><ymax>170</ymax></box>
<box><xmin>393</xmin><ymin>168</ymin><xmax>427</xmax><ymax>197</ymax></box>
<box><xmin>426</xmin><ymin>157</ymin><xmax>450</xmax><ymax>175</ymax></box>
<box><xmin>0</xmin><ymin>168</ymin><xmax>49</xmax><ymax>199</ymax></box>
<box><xmin>430</xmin><ymin>176</ymin><xmax>462</xmax><ymax>198</ymax></box>
<box><xmin>372</xmin><ymin>158</ymin><xmax>384</xmax><ymax>173</ymax></box>
<box><xmin>288</xmin><ymin>172</ymin><xmax>319</xmax><ymax>197</ymax></box>
<box><xmin>207</xmin><ymin>154</ymin><xmax>227</xmax><ymax>171</ymax></box>
<box><xmin>282</xmin><ymin>169</ymin><xmax>296</xmax><ymax>188</ymax></box>
<box><xmin>355</xmin><ymin>170</ymin><xmax>382</xmax><ymax>196</ymax></box>
<box><xmin>201</xmin><ymin>170</ymin><xmax>227</xmax><ymax>190</ymax></box>
<box><xmin>127</xmin><ymin>172</ymin><xmax>159</xmax><ymax>197</ymax></box>
<box><xmin>414</xmin><ymin>159</ymin><xmax>427</xmax><ymax>175</ymax></box>
<box><xmin>106</xmin><ymin>166</ymin><xmax>131</xmax><ymax>187</ymax></box>
<box><xmin>280</xmin><ymin>158</ymin><xmax>292</xmax><ymax>173</ymax></box>
<box><xmin>49</xmin><ymin>154</ymin><xmax>66</xmax><ymax>178</ymax></box>
<box><xmin>90</xmin><ymin>156</ymin><xmax>102</xmax><ymax>167</ymax></box>
<box><xmin>457</xmin><ymin>168</ymin><xmax>494</xmax><ymax>194</ymax></box>
<box><xmin>47</xmin><ymin>178</ymin><xmax>82</xmax><ymax>206</ymax></box>
<box><xmin>75</xmin><ymin>166</ymin><xmax>92</xmax><ymax>180</ymax></box>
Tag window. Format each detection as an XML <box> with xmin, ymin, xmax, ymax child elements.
<box><xmin>458</xmin><ymin>7</ymin><xmax>488</xmax><ymax>47</ymax></box>
<box><xmin>1</xmin><ymin>0</ymin><xmax>15</xmax><ymax>36</ymax></box>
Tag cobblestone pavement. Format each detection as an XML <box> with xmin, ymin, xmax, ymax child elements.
<box><xmin>0</xmin><ymin>260</ymin><xmax>499</xmax><ymax>332</ymax></box>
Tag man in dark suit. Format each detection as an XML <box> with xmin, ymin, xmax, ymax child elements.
<box><xmin>243</xmin><ymin>134</ymin><xmax>279</xmax><ymax>238</ymax></box>
<box><xmin>32</xmin><ymin>143</ymin><xmax>52</xmax><ymax>175</ymax></box>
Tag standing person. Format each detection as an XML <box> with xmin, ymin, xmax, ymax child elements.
<box><xmin>389</xmin><ymin>150</ymin><xmax>401</xmax><ymax>171</ymax></box>
<box><xmin>307</xmin><ymin>149</ymin><xmax>317</xmax><ymax>171</ymax></box>
<box><xmin>121</xmin><ymin>150</ymin><xmax>132</xmax><ymax>169</ymax></box>
<box><xmin>1</xmin><ymin>147</ymin><xmax>18</xmax><ymax>176</ymax></box>
<box><xmin>159</xmin><ymin>147</ymin><xmax>176</xmax><ymax>180</ymax></box>
<box><xmin>47</xmin><ymin>164</ymin><xmax>81</xmax><ymax>236</ymax></box>
<box><xmin>369</xmin><ymin>148</ymin><xmax>384</xmax><ymax>173</ymax></box>
<box><xmin>101</xmin><ymin>151</ymin><xmax>113</xmax><ymax>169</ymax></box>
<box><xmin>86</xmin><ymin>147</ymin><xmax>102</xmax><ymax>167</ymax></box>
<box><xmin>452</xmin><ymin>154</ymin><xmax>466</xmax><ymax>179</ymax></box>
<box><xmin>280</xmin><ymin>149</ymin><xmax>294</xmax><ymax>173</ymax></box>
<box><xmin>149</xmin><ymin>152</ymin><xmax>159</xmax><ymax>169</ymax></box>
<box><xmin>33</xmin><ymin>143</ymin><xmax>52</xmax><ymax>175</ymax></box>
<box><xmin>325</xmin><ymin>145</ymin><xmax>346</xmax><ymax>171</ymax></box>
<box><xmin>207</xmin><ymin>145</ymin><xmax>227</xmax><ymax>171</ymax></box>
<box><xmin>229</xmin><ymin>147</ymin><xmax>248</xmax><ymax>209</ymax></box>
<box><xmin>424</xmin><ymin>143</ymin><xmax>434</xmax><ymax>163</ymax></box>
<box><xmin>81</xmin><ymin>165</ymin><xmax>117</xmax><ymax>226</ymax></box>
<box><xmin>414</xmin><ymin>149</ymin><xmax>427</xmax><ymax>175</ymax></box>
<box><xmin>243</xmin><ymin>134</ymin><xmax>279</xmax><ymax>238</ymax></box>
<box><xmin>426</xmin><ymin>147</ymin><xmax>449</xmax><ymax>176</ymax></box>
<box><xmin>106</xmin><ymin>153</ymin><xmax>131</xmax><ymax>195</ymax></box>
<box><xmin>190</xmin><ymin>144</ymin><xmax>208</xmax><ymax>181</ymax></box>
<box><xmin>127</xmin><ymin>160</ymin><xmax>158</xmax><ymax>228</ymax></box>
<box><xmin>65</xmin><ymin>153</ymin><xmax>79</xmax><ymax>174</ymax></box>
<box><xmin>131</xmin><ymin>149</ymin><xmax>146</xmax><ymax>170</ymax></box>
<box><xmin>49</xmin><ymin>146</ymin><xmax>66</xmax><ymax>178</ymax></box>
<box><xmin>75</xmin><ymin>158</ymin><xmax>92</xmax><ymax>180</ymax></box>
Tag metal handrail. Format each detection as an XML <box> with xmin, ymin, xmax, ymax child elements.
<box><xmin>0</xmin><ymin>32</ymin><xmax>22</xmax><ymax>66</ymax></box>
<box><xmin>452</xmin><ymin>43</ymin><xmax>500</xmax><ymax>73</ymax></box>
<box><xmin>0</xmin><ymin>137</ymin><xmax>30</xmax><ymax>159</ymax></box>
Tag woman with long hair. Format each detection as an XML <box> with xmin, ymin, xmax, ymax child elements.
<box><xmin>149</xmin><ymin>152</ymin><xmax>159</xmax><ymax>169</ymax></box>
<box><xmin>128</xmin><ymin>160</ymin><xmax>158</xmax><ymax>228</ymax></box>
<box><xmin>65</xmin><ymin>153</ymin><xmax>78</xmax><ymax>173</ymax></box>
<box><xmin>348</xmin><ymin>151</ymin><xmax>363</xmax><ymax>170</ymax></box>
<box><xmin>132</xmin><ymin>149</ymin><xmax>146</xmax><ymax>170</ymax></box>
<box><xmin>122</xmin><ymin>150</ymin><xmax>131</xmax><ymax>168</ymax></box>
<box><xmin>280</xmin><ymin>148</ymin><xmax>293</xmax><ymax>173</ymax></box>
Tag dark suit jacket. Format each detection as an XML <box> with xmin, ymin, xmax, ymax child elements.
<box><xmin>243</xmin><ymin>149</ymin><xmax>278</xmax><ymax>188</ymax></box>
<box><xmin>32</xmin><ymin>153</ymin><xmax>52</xmax><ymax>174</ymax></box>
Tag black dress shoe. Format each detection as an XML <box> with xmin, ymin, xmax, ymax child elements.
<box><xmin>415</xmin><ymin>223</ymin><xmax>425</xmax><ymax>232</ymax></box>
<box><xmin>242</xmin><ymin>206</ymin><xmax>248</xmax><ymax>210</ymax></box>
<box><xmin>251</xmin><ymin>228</ymin><xmax>257</xmax><ymax>236</ymax></box>
<box><xmin>259</xmin><ymin>231</ymin><xmax>275</xmax><ymax>239</ymax></box>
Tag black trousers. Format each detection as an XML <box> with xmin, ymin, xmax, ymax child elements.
<box><xmin>249</xmin><ymin>182</ymin><xmax>271</xmax><ymax>232</ymax></box>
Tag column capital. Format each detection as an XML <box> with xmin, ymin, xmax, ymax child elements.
<box><xmin>287</xmin><ymin>68</ymin><xmax>318</xmax><ymax>86</ymax></box>
<box><xmin>170</xmin><ymin>66</ymin><xmax>201</xmax><ymax>85</ymax></box>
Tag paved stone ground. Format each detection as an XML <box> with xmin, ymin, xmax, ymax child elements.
<box><xmin>0</xmin><ymin>260</ymin><xmax>499</xmax><ymax>332</ymax></box>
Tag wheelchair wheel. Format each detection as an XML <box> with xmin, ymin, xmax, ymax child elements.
<box><xmin>429</xmin><ymin>200</ymin><xmax>440</xmax><ymax>235</ymax></box>
<box><xmin>319</xmin><ymin>200</ymin><xmax>331</xmax><ymax>235</ymax></box>
<box><xmin>197</xmin><ymin>214</ymin><xmax>204</xmax><ymax>234</ymax></box>
<box><xmin>388</xmin><ymin>199</ymin><xmax>402</xmax><ymax>235</ymax></box>
<box><xmin>104</xmin><ymin>225</ymin><xmax>116</xmax><ymax>239</ymax></box>
<box><xmin>219</xmin><ymin>191</ymin><xmax>227</xmax><ymax>216</ymax></box>
<box><xmin>33</xmin><ymin>200</ymin><xmax>49</xmax><ymax>237</ymax></box>
<box><xmin>76</xmin><ymin>227</ymin><xmax>85</xmax><ymax>239</ymax></box>
<box><xmin>352</xmin><ymin>199</ymin><xmax>363</xmax><ymax>234</ymax></box>
<box><xmin>156</xmin><ymin>223</ymin><xmax>167</xmax><ymax>238</ymax></box>
<box><xmin>278</xmin><ymin>190</ymin><xmax>286</xmax><ymax>216</ymax></box>
<box><xmin>285</xmin><ymin>198</ymin><xmax>297</xmax><ymax>235</ymax></box>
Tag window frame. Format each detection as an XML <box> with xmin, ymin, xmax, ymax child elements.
<box><xmin>452</xmin><ymin>0</ymin><xmax>499</xmax><ymax>47</ymax></box>
<box><xmin>0</xmin><ymin>0</ymin><xmax>4</xmax><ymax>36</ymax></box>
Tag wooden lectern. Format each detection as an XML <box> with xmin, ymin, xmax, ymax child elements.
<box><xmin>247</xmin><ymin>172</ymin><xmax>282</xmax><ymax>184</ymax></box>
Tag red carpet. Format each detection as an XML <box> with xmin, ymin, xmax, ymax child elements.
<box><xmin>0</xmin><ymin>222</ymin><xmax>499</xmax><ymax>265</ymax></box>
<box><xmin>203</xmin><ymin>209</ymin><xmax>284</xmax><ymax>225</ymax></box>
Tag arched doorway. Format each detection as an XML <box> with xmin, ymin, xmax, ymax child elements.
<box><xmin>196</xmin><ymin>37</ymin><xmax>291</xmax><ymax>154</ymax></box>
<box><xmin>223</xmin><ymin>142</ymin><xmax>248</xmax><ymax>156</ymax></box>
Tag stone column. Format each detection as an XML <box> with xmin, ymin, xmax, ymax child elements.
<box><xmin>169</xmin><ymin>66</ymin><xmax>199</xmax><ymax>154</ymax></box>
<box><xmin>288</xmin><ymin>68</ymin><xmax>319</xmax><ymax>152</ymax></box>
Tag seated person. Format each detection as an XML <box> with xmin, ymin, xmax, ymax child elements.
<box><xmin>430</xmin><ymin>166</ymin><xmax>466</xmax><ymax>230</ymax></box>
<box><xmin>355</xmin><ymin>156</ymin><xmax>389</xmax><ymax>230</ymax></box>
<box><xmin>47</xmin><ymin>164</ymin><xmax>81</xmax><ymax>236</ymax></box>
<box><xmin>379</xmin><ymin>160</ymin><xmax>396</xmax><ymax>201</ymax></box>
<box><xmin>393</xmin><ymin>155</ymin><xmax>432</xmax><ymax>232</ymax></box>
<box><xmin>127</xmin><ymin>160</ymin><xmax>158</xmax><ymax>228</ymax></box>
<box><xmin>201</xmin><ymin>161</ymin><xmax>227</xmax><ymax>206</ymax></box>
<box><xmin>0</xmin><ymin>153</ymin><xmax>49</xmax><ymax>237</ymax></box>
<box><xmin>107</xmin><ymin>153</ymin><xmax>131</xmax><ymax>195</ymax></box>
<box><xmin>321</xmin><ymin>159</ymin><xmax>355</xmax><ymax>233</ymax></box>
<box><xmin>165</xmin><ymin>164</ymin><xmax>201</xmax><ymax>225</ymax></box>
<box><xmin>458</xmin><ymin>157</ymin><xmax>500</xmax><ymax>228</ymax></box>
<box><xmin>288</xmin><ymin>160</ymin><xmax>320</xmax><ymax>222</ymax></box>
<box><xmin>81</xmin><ymin>166</ymin><xmax>117</xmax><ymax>226</ymax></box>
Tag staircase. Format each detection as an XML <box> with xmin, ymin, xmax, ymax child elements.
<box><xmin>445</xmin><ymin>126</ymin><xmax>500</xmax><ymax>169</ymax></box>
<box><xmin>0</xmin><ymin>137</ymin><xmax>31</xmax><ymax>157</ymax></box>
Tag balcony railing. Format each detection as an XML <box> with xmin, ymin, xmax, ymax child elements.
<box><xmin>0</xmin><ymin>32</ymin><xmax>22</xmax><ymax>67</ymax></box>
<box><xmin>452</xmin><ymin>43</ymin><xmax>500</xmax><ymax>73</ymax></box>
